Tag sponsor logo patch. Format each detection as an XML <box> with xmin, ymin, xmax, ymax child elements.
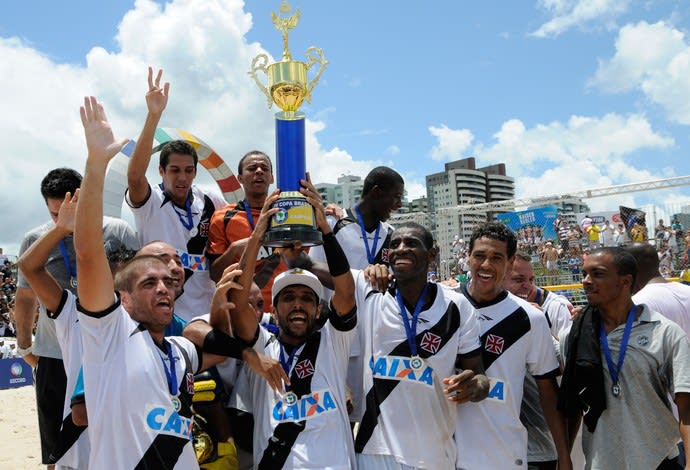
<box><xmin>272</xmin><ymin>389</ymin><xmax>337</xmax><ymax>423</ymax></box>
<box><xmin>146</xmin><ymin>405</ymin><xmax>194</xmax><ymax>440</ymax></box>
<box><xmin>369</xmin><ymin>355</ymin><xmax>434</xmax><ymax>387</ymax></box>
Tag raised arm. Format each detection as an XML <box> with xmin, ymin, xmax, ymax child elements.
<box><xmin>17</xmin><ymin>191</ymin><xmax>79</xmax><ymax>313</ymax></box>
<box><xmin>75</xmin><ymin>97</ymin><xmax>128</xmax><ymax>311</ymax></box>
<box><xmin>299</xmin><ymin>175</ymin><xmax>355</xmax><ymax>315</ymax></box>
<box><xmin>126</xmin><ymin>67</ymin><xmax>169</xmax><ymax>206</ymax></box>
<box><xmin>225</xmin><ymin>191</ymin><xmax>280</xmax><ymax>342</ymax></box>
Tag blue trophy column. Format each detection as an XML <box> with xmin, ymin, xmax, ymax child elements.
<box><xmin>263</xmin><ymin>111</ymin><xmax>322</xmax><ymax>247</ymax></box>
<box><xmin>275</xmin><ymin>113</ymin><xmax>306</xmax><ymax>191</ymax></box>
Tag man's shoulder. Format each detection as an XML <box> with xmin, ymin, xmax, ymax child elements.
<box><xmin>102</xmin><ymin>216</ymin><xmax>132</xmax><ymax>231</ymax></box>
<box><xmin>22</xmin><ymin>221</ymin><xmax>53</xmax><ymax>239</ymax></box>
<box><xmin>192</xmin><ymin>184</ymin><xmax>226</xmax><ymax>207</ymax></box>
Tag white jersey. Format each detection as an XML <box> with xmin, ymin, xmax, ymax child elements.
<box><xmin>47</xmin><ymin>290</ymin><xmax>89</xmax><ymax>469</ymax></box>
<box><xmin>310</xmin><ymin>210</ymin><xmax>395</xmax><ymax>423</ymax></box>
<box><xmin>354</xmin><ymin>272</ymin><xmax>481</xmax><ymax>470</ymax></box>
<box><xmin>310</xmin><ymin>209</ymin><xmax>394</xmax><ymax>272</ymax></box>
<box><xmin>78</xmin><ymin>297</ymin><xmax>201</xmax><ymax>470</ymax></box>
<box><xmin>126</xmin><ymin>183</ymin><xmax>226</xmax><ymax>321</ymax></box>
<box><xmin>632</xmin><ymin>282</ymin><xmax>690</xmax><ymax>337</ymax></box>
<box><xmin>455</xmin><ymin>287</ymin><xmax>560</xmax><ymax>470</ymax></box>
<box><xmin>247</xmin><ymin>309</ymin><xmax>356</xmax><ymax>470</ymax></box>
<box><xmin>540</xmin><ymin>290</ymin><xmax>572</xmax><ymax>338</ymax></box>
<box><xmin>521</xmin><ymin>289</ymin><xmax>571</xmax><ymax>463</ymax></box>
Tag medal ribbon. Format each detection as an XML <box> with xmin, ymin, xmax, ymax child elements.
<box><xmin>279</xmin><ymin>342</ymin><xmax>304</xmax><ymax>391</ymax></box>
<box><xmin>58</xmin><ymin>240</ymin><xmax>77</xmax><ymax>280</ymax></box>
<box><xmin>599</xmin><ymin>304</ymin><xmax>637</xmax><ymax>391</ymax></box>
<box><xmin>158</xmin><ymin>340</ymin><xmax>179</xmax><ymax>397</ymax></box>
<box><xmin>354</xmin><ymin>205</ymin><xmax>381</xmax><ymax>264</ymax></box>
<box><xmin>395</xmin><ymin>283</ymin><xmax>429</xmax><ymax>357</ymax></box>
<box><xmin>160</xmin><ymin>183</ymin><xmax>194</xmax><ymax>231</ymax></box>
<box><xmin>243</xmin><ymin>200</ymin><xmax>255</xmax><ymax>230</ymax></box>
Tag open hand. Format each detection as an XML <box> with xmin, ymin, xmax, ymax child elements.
<box><xmin>146</xmin><ymin>67</ymin><xmax>170</xmax><ymax>115</ymax></box>
<box><xmin>79</xmin><ymin>96</ymin><xmax>128</xmax><ymax>162</ymax></box>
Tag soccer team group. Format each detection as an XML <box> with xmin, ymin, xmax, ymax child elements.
<box><xmin>14</xmin><ymin>68</ymin><xmax>690</xmax><ymax>470</ymax></box>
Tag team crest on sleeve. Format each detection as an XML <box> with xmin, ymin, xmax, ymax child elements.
<box><xmin>380</xmin><ymin>248</ymin><xmax>389</xmax><ymax>263</ymax></box>
<box><xmin>199</xmin><ymin>219</ymin><xmax>210</xmax><ymax>237</ymax></box>
<box><xmin>420</xmin><ymin>331</ymin><xmax>442</xmax><ymax>354</ymax></box>
<box><xmin>295</xmin><ymin>359</ymin><xmax>315</xmax><ymax>379</ymax></box>
<box><xmin>485</xmin><ymin>334</ymin><xmax>505</xmax><ymax>354</ymax></box>
<box><xmin>185</xmin><ymin>373</ymin><xmax>195</xmax><ymax>395</ymax></box>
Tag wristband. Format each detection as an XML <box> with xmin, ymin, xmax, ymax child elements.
<box><xmin>16</xmin><ymin>344</ymin><xmax>33</xmax><ymax>358</ymax></box>
<box><xmin>203</xmin><ymin>329</ymin><xmax>248</xmax><ymax>360</ymax></box>
<box><xmin>322</xmin><ymin>232</ymin><xmax>350</xmax><ymax>277</ymax></box>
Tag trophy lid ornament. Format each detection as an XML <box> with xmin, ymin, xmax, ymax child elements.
<box><xmin>272</xmin><ymin>0</ymin><xmax>300</xmax><ymax>61</ymax></box>
<box><xmin>249</xmin><ymin>1</ymin><xmax>327</xmax><ymax>118</ymax></box>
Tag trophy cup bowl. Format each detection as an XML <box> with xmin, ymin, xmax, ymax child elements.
<box><xmin>268</xmin><ymin>61</ymin><xmax>308</xmax><ymax>114</ymax></box>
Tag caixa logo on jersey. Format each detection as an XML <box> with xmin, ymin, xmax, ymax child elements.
<box><xmin>486</xmin><ymin>377</ymin><xmax>507</xmax><ymax>402</ymax></box>
<box><xmin>272</xmin><ymin>389</ymin><xmax>337</xmax><ymax>423</ymax></box>
<box><xmin>146</xmin><ymin>406</ymin><xmax>193</xmax><ymax>440</ymax></box>
<box><xmin>369</xmin><ymin>355</ymin><xmax>434</xmax><ymax>387</ymax></box>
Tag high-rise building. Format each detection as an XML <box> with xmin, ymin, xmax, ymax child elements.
<box><xmin>315</xmin><ymin>174</ymin><xmax>364</xmax><ymax>210</ymax></box>
<box><xmin>426</xmin><ymin>157</ymin><xmax>515</xmax><ymax>273</ymax></box>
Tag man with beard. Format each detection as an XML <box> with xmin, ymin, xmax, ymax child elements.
<box><xmin>126</xmin><ymin>67</ymin><xmax>226</xmax><ymax>321</ymax></box>
<box><xmin>218</xmin><ymin>180</ymin><xmax>357</xmax><ymax>469</ymax></box>
<box><xmin>559</xmin><ymin>247</ymin><xmax>690</xmax><ymax>469</ymax></box>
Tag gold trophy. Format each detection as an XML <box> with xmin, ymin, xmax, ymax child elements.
<box><xmin>249</xmin><ymin>0</ymin><xmax>327</xmax><ymax>247</ymax></box>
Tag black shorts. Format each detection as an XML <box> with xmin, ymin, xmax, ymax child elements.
<box><xmin>35</xmin><ymin>356</ymin><xmax>67</xmax><ymax>464</ymax></box>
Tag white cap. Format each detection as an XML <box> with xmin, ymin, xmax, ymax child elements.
<box><xmin>271</xmin><ymin>268</ymin><xmax>323</xmax><ymax>303</ymax></box>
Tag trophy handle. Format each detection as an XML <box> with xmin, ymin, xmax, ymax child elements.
<box><xmin>248</xmin><ymin>54</ymin><xmax>274</xmax><ymax>108</ymax></box>
<box><xmin>304</xmin><ymin>47</ymin><xmax>328</xmax><ymax>104</ymax></box>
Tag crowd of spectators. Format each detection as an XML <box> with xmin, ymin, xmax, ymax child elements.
<box><xmin>443</xmin><ymin>214</ymin><xmax>690</xmax><ymax>289</ymax></box>
<box><xmin>0</xmin><ymin>248</ymin><xmax>18</xmax><ymax>358</ymax></box>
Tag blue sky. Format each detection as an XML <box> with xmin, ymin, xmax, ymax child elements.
<box><xmin>2</xmin><ymin>0</ymin><xmax>690</xmax><ymax>254</ymax></box>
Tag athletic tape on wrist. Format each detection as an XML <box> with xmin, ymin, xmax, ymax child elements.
<box><xmin>322</xmin><ymin>232</ymin><xmax>350</xmax><ymax>277</ymax></box>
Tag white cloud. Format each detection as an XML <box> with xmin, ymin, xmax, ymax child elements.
<box><xmin>591</xmin><ymin>21</ymin><xmax>690</xmax><ymax>124</ymax></box>
<box><xmin>402</xmin><ymin>179</ymin><xmax>427</xmax><ymax>200</ymax></box>
<box><xmin>476</xmin><ymin>113</ymin><xmax>673</xmax><ymax>175</ymax></box>
<box><xmin>305</xmin><ymin>119</ymin><xmax>383</xmax><ymax>184</ymax></box>
<box><xmin>0</xmin><ymin>0</ymin><xmax>379</xmax><ymax>255</ymax></box>
<box><xmin>386</xmin><ymin>145</ymin><xmax>400</xmax><ymax>155</ymax></box>
<box><xmin>532</xmin><ymin>0</ymin><xmax>630</xmax><ymax>38</ymax></box>
<box><xmin>428</xmin><ymin>124</ymin><xmax>474</xmax><ymax>161</ymax></box>
<box><xmin>427</xmin><ymin>113</ymin><xmax>675</xmax><ymax>210</ymax></box>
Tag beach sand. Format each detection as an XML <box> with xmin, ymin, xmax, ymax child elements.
<box><xmin>1</xmin><ymin>385</ymin><xmax>43</xmax><ymax>469</ymax></box>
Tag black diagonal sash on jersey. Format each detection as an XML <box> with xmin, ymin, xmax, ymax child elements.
<box><xmin>480</xmin><ymin>307</ymin><xmax>531</xmax><ymax>371</ymax></box>
<box><xmin>355</xmin><ymin>296</ymin><xmax>461</xmax><ymax>453</ymax></box>
<box><xmin>258</xmin><ymin>332</ymin><xmax>322</xmax><ymax>470</ymax></box>
<box><xmin>47</xmin><ymin>413</ymin><xmax>87</xmax><ymax>464</ymax></box>
<box><xmin>134</xmin><ymin>341</ymin><xmax>196</xmax><ymax>470</ymax></box>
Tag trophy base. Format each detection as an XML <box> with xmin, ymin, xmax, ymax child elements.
<box><xmin>264</xmin><ymin>226</ymin><xmax>323</xmax><ymax>248</ymax></box>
